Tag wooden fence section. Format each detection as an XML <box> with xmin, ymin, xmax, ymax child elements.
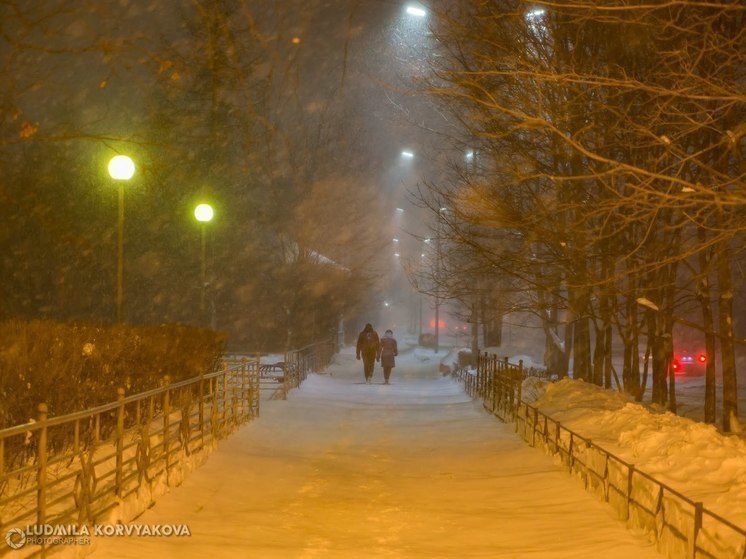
<box><xmin>452</xmin><ymin>354</ymin><xmax>746</xmax><ymax>559</ymax></box>
<box><xmin>0</xmin><ymin>358</ymin><xmax>265</xmax><ymax>558</ymax></box>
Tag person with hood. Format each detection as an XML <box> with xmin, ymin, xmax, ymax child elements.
<box><xmin>377</xmin><ymin>329</ymin><xmax>398</xmax><ymax>385</ymax></box>
<box><xmin>356</xmin><ymin>323</ymin><xmax>380</xmax><ymax>384</ymax></box>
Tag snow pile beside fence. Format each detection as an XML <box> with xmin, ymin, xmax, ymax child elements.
<box><xmin>528</xmin><ymin>378</ymin><xmax>746</xmax><ymax>558</ymax></box>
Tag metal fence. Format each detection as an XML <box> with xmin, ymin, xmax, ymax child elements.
<box><xmin>0</xmin><ymin>339</ymin><xmax>336</xmax><ymax>558</ymax></box>
<box><xmin>224</xmin><ymin>339</ymin><xmax>337</xmax><ymax>401</ymax></box>
<box><xmin>452</xmin><ymin>353</ymin><xmax>746</xmax><ymax>559</ymax></box>
<box><xmin>0</xmin><ymin>359</ymin><xmax>259</xmax><ymax>558</ymax></box>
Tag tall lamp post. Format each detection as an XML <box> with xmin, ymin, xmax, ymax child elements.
<box><xmin>107</xmin><ymin>155</ymin><xmax>135</xmax><ymax>323</ymax></box>
<box><xmin>434</xmin><ymin>207</ymin><xmax>448</xmax><ymax>354</ymax></box>
<box><xmin>194</xmin><ymin>203</ymin><xmax>214</xmax><ymax>325</ymax></box>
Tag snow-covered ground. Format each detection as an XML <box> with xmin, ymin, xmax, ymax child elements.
<box><xmin>79</xmin><ymin>347</ymin><xmax>662</xmax><ymax>558</ymax></box>
<box><xmin>522</xmin><ymin>377</ymin><xmax>746</xmax><ymax>557</ymax></box>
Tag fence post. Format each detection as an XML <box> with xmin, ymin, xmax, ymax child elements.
<box><xmin>115</xmin><ymin>387</ymin><xmax>125</xmax><ymax>497</ymax></box>
<box><xmin>569</xmin><ymin>432</ymin><xmax>575</xmax><ymax>470</ymax></box>
<box><xmin>241</xmin><ymin>358</ymin><xmax>247</xmax><ymax>419</ymax></box>
<box><xmin>198</xmin><ymin>373</ymin><xmax>205</xmax><ymax>446</ymax></box>
<box><xmin>502</xmin><ymin>357</ymin><xmax>509</xmax><ymax>414</ymax></box>
<box><xmin>163</xmin><ymin>375</ymin><xmax>171</xmax><ymax>485</ymax></box>
<box><xmin>492</xmin><ymin>369</ymin><xmax>498</xmax><ymax>415</ymax></box>
<box><xmin>689</xmin><ymin>502</ymin><xmax>703</xmax><ymax>559</ymax></box>
<box><xmin>517</xmin><ymin>359</ymin><xmax>523</xmax><ymax>406</ymax></box>
<box><xmin>532</xmin><ymin>406</ymin><xmax>538</xmax><ymax>447</ymax></box>
<box><xmin>253</xmin><ymin>355</ymin><xmax>260</xmax><ymax>418</ymax></box>
<box><xmin>37</xmin><ymin>403</ymin><xmax>49</xmax><ymax>526</ymax></box>
<box><xmin>626</xmin><ymin>464</ymin><xmax>636</xmax><ymax>521</ymax></box>
<box><xmin>210</xmin><ymin>377</ymin><xmax>218</xmax><ymax>438</ymax></box>
<box><xmin>223</xmin><ymin>371</ymin><xmax>229</xmax><ymax>426</ymax></box>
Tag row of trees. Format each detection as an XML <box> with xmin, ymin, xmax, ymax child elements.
<box><xmin>412</xmin><ymin>1</ymin><xmax>744</xmax><ymax>430</ymax></box>
<box><xmin>0</xmin><ymin>1</ymin><xmax>387</xmax><ymax>350</ymax></box>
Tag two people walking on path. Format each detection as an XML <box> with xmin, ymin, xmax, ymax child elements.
<box><xmin>356</xmin><ymin>324</ymin><xmax>398</xmax><ymax>384</ymax></box>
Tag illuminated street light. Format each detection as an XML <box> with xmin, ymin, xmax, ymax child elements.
<box><xmin>194</xmin><ymin>203</ymin><xmax>214</xmax><ymax>223</ymax></box>
<box><xmin>107</xmin><ymin>154</ymin><xmax>135</xmax><ymax>323</ymax></box>
<box><xmin>108</xmin><ymin>155</ymin><xmax>135</xmax><ymax>180</ymax></box>
<box><xmin>401</xmin><ymin>150</ymin><xmax>414</xmax><ymax>159</ymax></box>
<box><xmin>406</xmin><ymin>5</ymin><xmax>426</xmax><ymax>17</ymax></box>
<box><xmin>194</xmin><ymin>202</ymin><xmax>215</xmax><ymax>326</ymax></box>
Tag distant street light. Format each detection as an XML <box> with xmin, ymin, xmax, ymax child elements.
<box><xmin>107</xmin><ymin>155</ymin><xmax>135</xmax><ymax>323</ymax></box>
<box><xmin>401</xmin><ymin>150</ymin><xmax>414</xmax><ymax>159</ymax></box>
<box><xmin>406</xmin><ymin>5</ymin><xmax>426</xmax><ymax>17</ymax></box>
<box><xmin>194</xmin><ymin>203</ymin><xmax>214</xmax><ymax>326</ymax></box>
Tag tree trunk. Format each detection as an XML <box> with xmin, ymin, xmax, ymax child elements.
<box><xmin>649</xmin><ymin>309</ymin><xmax>667</xmax><ymax>406</ymax></box>
<box><xmin>696</xmin><ymin>231</ymin><xmax>717</xmax><ymax>424</ymax></box>
<box><xmin>716</xmin><ymin>240</ymin><xmax>738</xmax><ymax>432</ymax></box>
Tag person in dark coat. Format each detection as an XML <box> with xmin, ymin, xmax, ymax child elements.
<box><xmin>377</xmin><ymin>329</ymin><xmax>398</xmax><ymax>384</ymax></box>
<box><xmin>356</xmin><ymin>323</ymin><xmax>380</xmax><ymax>384</ymax></box>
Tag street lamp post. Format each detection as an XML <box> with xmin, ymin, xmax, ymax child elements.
<box><xmin>194</xmin><ymin>203</ymin><xmax>214</xmax><ymax>326</ymax></box>
<box><xmin>434</xmin><ymin>233</ymin><xmax>440</xmax><ymax>354</ymax></box>
<box><xmin>433</xmin><ymin>207</ymin><xmax>448</xmax><ymax>354</ymax></box>
<box><xmin>107</xmin><ymin>155</ymin><xmax>135</xmax><ymax>323</ymax></box>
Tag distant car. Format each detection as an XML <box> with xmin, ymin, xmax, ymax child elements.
<box><xmin>672</xmin><ymin>350</ymin><xmax>708</xmax><ymax>375</ymax></box>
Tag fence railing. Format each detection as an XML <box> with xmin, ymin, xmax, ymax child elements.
<box><xmin>0</xmin><ymin>339</ymin><xmax>336</xmax><ymax>558</ymax></box>
<box><xmin>0</xmin><ymin>359</ymin><xmax>259</xmax><ymax>558</ymax></box>
<box><xmin>223</xmin><ymin>339</ymin><xmax>337</xmax><ymax>401</ymax></box>
<box><xmin>452</xmin><ymin>353</ymin><xmax>746</xmax><ymax>559</ymax></box>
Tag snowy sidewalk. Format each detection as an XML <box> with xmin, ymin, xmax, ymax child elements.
<box><xmin>86</xmin><ymin>349</ymin><xmax>661</xmax><ymax>558</ymax></box>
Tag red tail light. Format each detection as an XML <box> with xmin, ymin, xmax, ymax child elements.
<box><xmin>697</xmin><ymin>354</ymin><xmax>707</xmax><ymax>364</ymax></box>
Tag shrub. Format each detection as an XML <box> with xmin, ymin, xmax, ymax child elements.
<box><xmin>0</xmin><ymin>320</ymin><xmax>226</xmax><ymax>429</ymax></box>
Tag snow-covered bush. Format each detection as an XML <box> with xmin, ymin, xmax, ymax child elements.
<box><xmin>0</xmin><ymin>320</ymin><xmax>226</xmax><ymax>432</ymax></box>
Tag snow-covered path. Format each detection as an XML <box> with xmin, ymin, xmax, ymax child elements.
<box><xmin>87</xmin><ymin>348</ymin><xmax>661</xmax><ymax>558</ymax></box>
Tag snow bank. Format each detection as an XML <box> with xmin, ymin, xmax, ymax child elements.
<box><xmin>529</xmin><ymin>378</ymin><xmax>746</xmax><ymax>556</ymax></box>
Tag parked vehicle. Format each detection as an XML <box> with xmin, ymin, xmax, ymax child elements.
<box><xmin>672</xmin><ymin>350</ymin><xmax>708</xmax><ymax>375</ymax></box>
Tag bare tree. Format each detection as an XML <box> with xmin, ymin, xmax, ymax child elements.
<box><xmin>416</xmin><ymin>1</ymin><xmax>744</xmax><ymax>427</ymax></box>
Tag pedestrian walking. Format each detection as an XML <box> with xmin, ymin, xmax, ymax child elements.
<box><xmin>378</xmin><ymin>329</ymin><xmax>398</xmax><ymax>384</ymax></box>
<box><xmin>356</xmin><ymin>323</ymin><xmax>380</xmax><ymax>384</ymax></box>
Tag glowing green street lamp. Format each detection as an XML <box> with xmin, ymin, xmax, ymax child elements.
<box><xmin>194</xmin><ymin>203</ymin><xmax>214</xmax><ymax>324</ymax></box>
<box><xmin>108</xmin><ymin>155</ymin><xmax>135</xmax><ymax>323</ymax></box>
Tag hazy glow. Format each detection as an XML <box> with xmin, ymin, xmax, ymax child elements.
<box><xmin>465</xmin><ymin>150</ymin><xmax>474</xmax><ymax>159</ymax></box>
<box><xmin>396</xmin><ymin>208</ymin><xmax>405</xmax><ymax>213</ymax></box>
<box><xmin>108</xmin><ymin>155</ymin><xmax>135</xmax><ymax>180</ymax></box>
<box><xmin>406</xmin><ymin>6</ymin><xmax>426</xmax><ymax>17</ymax></box>
<box><xmin>401</xmin><ymin>150</ymin><xmax>414</xmax><ymax>159</ymax></box>
<box><xmin>393</xmin><ymin>238</ymin><xmax>399</xmax><ymax>243</ymax></box>
<box><xmin>194</xmin><ymin>203</ymin><xmax>214</xmax><ymax>223</ymax></box>
<box><xmin>526</xmin><ymin>8</ymin><xmax>546</xmax><ymax>19</ymax></box>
